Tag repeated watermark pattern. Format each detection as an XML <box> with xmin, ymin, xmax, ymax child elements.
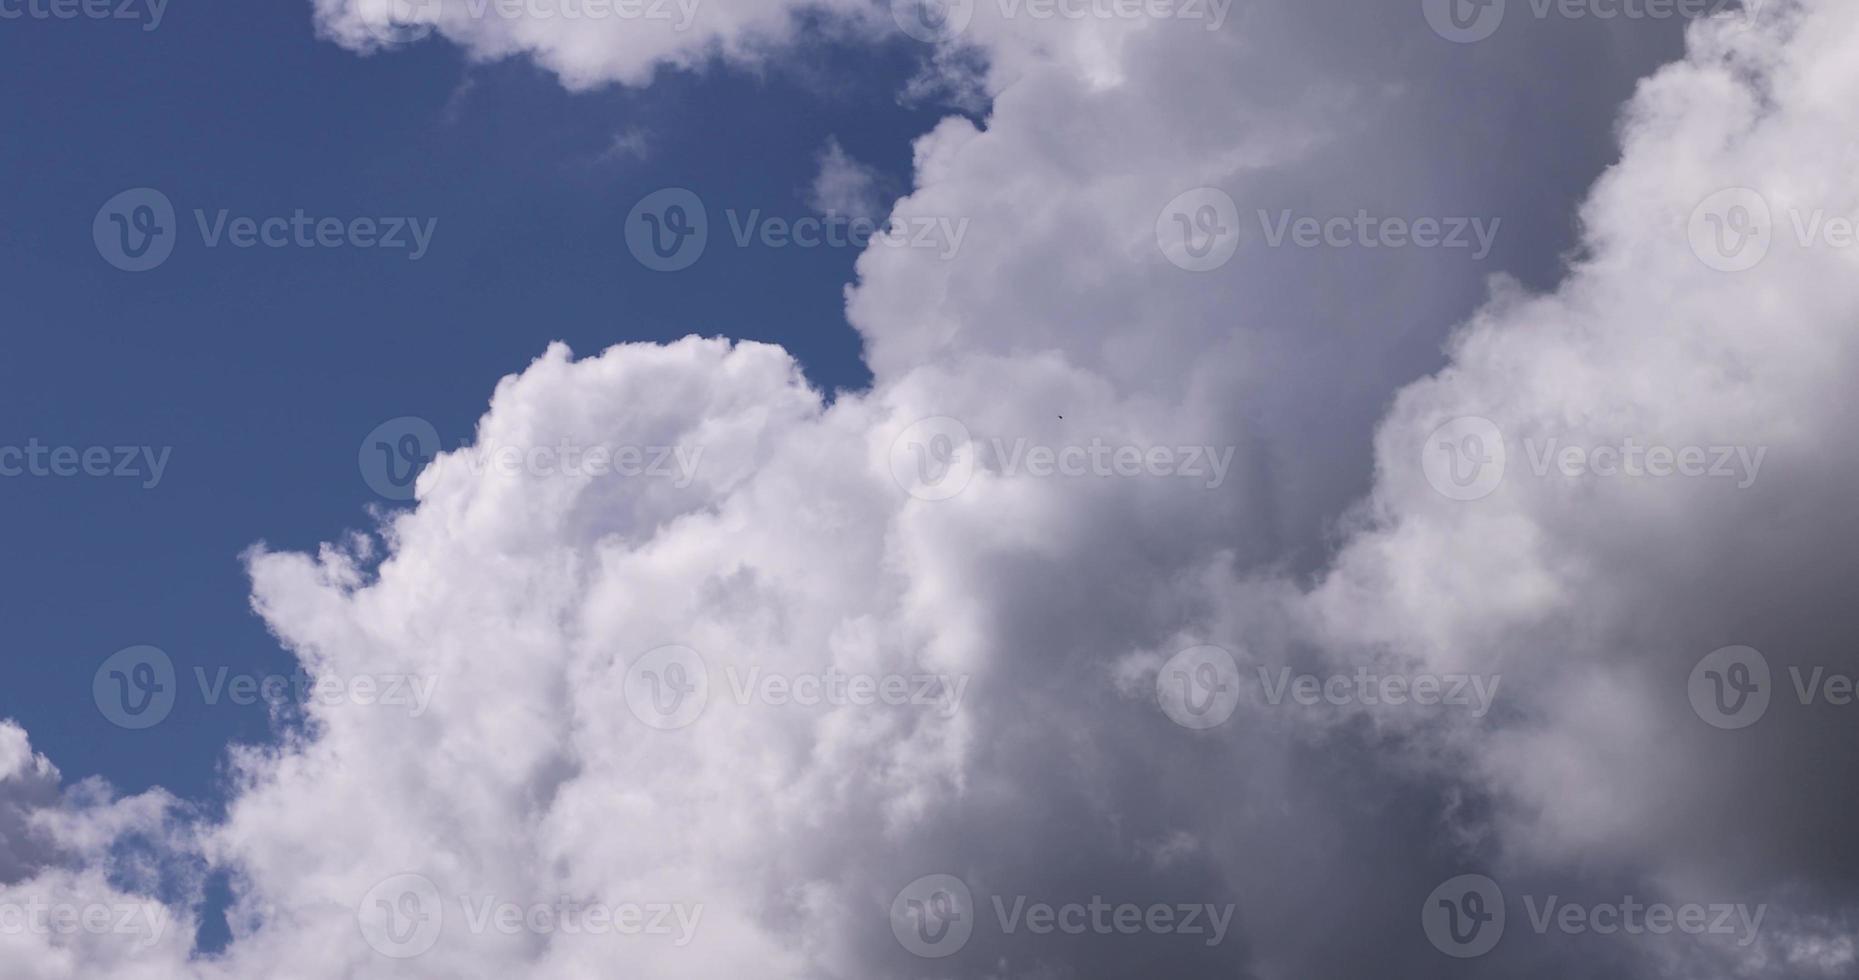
<box><xmin>1156</xmin><ymin>187</ymin><xmax>1242</xmax><ymax>272</ymax></box>
<box><xmin>94</xmin><ymin>188</ymin><xmax>438</xmax><ymax>272</ymax></box>
<box><xmin>1155</xmin><ymin>188</ymin><xmax>1501</xmax><ymax>271</ymax></box>
<box><xmin>356</xmin><ymin>874</ymin><xmax>702</xmax><ymax>959</ymax></box>
<box><xmin>890</xmin><ymin>0</ymin><xmax>1232</xmax><ymax>41</ymax></box>
<box><xmin>622</xmin><ymin>644</ymin><xmax>969</xmax><ymax>730</ymax></box>
<box><xmin>358</xmin><ymin>415</ymin><xmax>703</xmax><ymax>501</ymax></box>
<box><xmin>361</xmin><ymin>0</ymin><xmax>701</xmax><ymax>38</ymax></box>
<box><xmin>1154</xmin><ymin>645</ymin><xmax>1499</xmax><ymax>729</ymax></box>
<box><xmin>1424</xmin><ymin>0</ymin><xmax>1762</xmax><ymax>44</ymax></box>
<box><xmin>0</xmin><ymin>0</ymin><xmax>166</xmax><ymax>29</ymax></box>
<box><xmin>1688</xmin><ymin>645</ymin><xmax>1859</xmax><ymax>729</ymax></box>
<box><xmin>0</xmin><ymin>899</ymin><xmax>171</xmax><ymax>949</ymax></box>
<box><xmin>890</xmin><ymin>874</ymin><xmax>1234</xmax><ymax>958</ymax></box>
<box><xmin>889</xmin><ymin>416</ymin><xmax>1234</xmax><ymax>501</ymax></box>
<box><xmin>92</xmin><ymin>645</ymin><xmax>438</xmax><ymax>729</ymax></box>
<box><xmin>1256</xmin><ymin>209</ymin><xmax>1500</xmax><ymax>259</ymax></box>
<box><xmin>0</xmin><ymin>440</ymin><xmax>171</xmax><ymax>488</ymax></box>
<box><xmin>1423</xmin><ymin>874</ymin><xmax>1766</xmax><ymax>958</ymax></box>
<box><xmin>624</xmin><ymin>187</ymin><xmax>967</xmax><ymax>271</ymax></box>
<box><xmin>1422</xmin><ymin>416</ymin><xmax>1766</xmax><ymax>501</ymax></box>
<box><xmin>1688</xmin><ymin>186</ymin><xmax>1859</xmax><ymax>272</ymax></box>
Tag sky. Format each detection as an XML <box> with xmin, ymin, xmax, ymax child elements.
<box><xmin>0</xmin><ymin>0</ymin><xmax>946</xmax><ymax>801</ymax></box>
<box><xmin>4</xmin><ymin>0</ymin><xmax>1857</xmax><ymax>977</ymax></box>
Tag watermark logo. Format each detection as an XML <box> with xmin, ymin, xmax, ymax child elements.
<box><xmin>1424</xmin><ymin>874</ymin><xmax>1765</xmax><ymax>956</ymax></box>
<box><xmin>357</xmin><ymin>874</ymin><xmax>445</xmax><ymax>959</ymax></box>
<box><xmin>93</xmin><ymin>647</ymin><xmax>440</xmax><ymax>730</ymax></box>
<box><xmin>623</xmin><ymin>646</ymin><xmax>968</xmax><ymax>726</ymax></box>
<box><xmin>893</xmin><ymin>0</ymin><xmax>1230</xmax><ymax>39</ymax></box>
<box><xmin>92</xmin><ymin>645</ymin><xmax>177</xmax><ymax>730</ymax></box>
<box><xmin>723</xmin><ymin>210</ymin><xmax>967</xmax><ymax>259</ymax></box>
<box><xmin>94</xmin><ymin>188</ymin><xmax>176</xmax><ymax>272</ymax></box>
<box><xmin>365</xmin><ymin>0</ymin><xmax>702</xmax><ymax>37</ymax></box>
<box><xmin>1427</xmin><ymin>0</ymin><xmax>1760</xmax><ymax>42</ymax></box>
<box><xmin>891</xmin><ymin>873</ymin><xmax>975</xmax><ymax>957</ymax></box>
<box><xmin>724</xmin><ymin>665</ymin><xmax>969</xmax><ymax>717</ymax></box>
<box><xmin>1423</xmin><ymin>416</ymin><xmax>1507</xmax><ymax>501</ymax></box>
<box><xmin>624</xmin><ymin>645</ymin><xmax>710</xmax><ymax>730</ymax></box>
<box><xmin>1423</xmin><ymin>0</ymin><xmax>1505</xmax><ymax>41</ymax></box>
<box><xmin>358</xmin><ymin>0</ymin><xmax>436</xmax><ymax>41</ymax></box>
<box><xmin>625</xmin><ymin>188</ymin><xmax>968</xmax><ymax>269</ymax></box>
<box><xmin>1154</xmin><ymin>646</ymin><xmax>1499</xmax><ymax>727</ymax></box>
<box><xmin>888</xmin><ymin>417</ymin><xmax>1236</xmax><ymax>502</ymax></box>
<box><xmin>889</xmin><ymin>416</ymin><xmax>977</xmax><ymax>502</ymax></box>
<box><xmin>1689</xmin><ymin>188</ymin><xmax>1772</xmax><ymax>272</ymax></box>
<box><xmin>1687</xmin><ymin>646</ymin><xmax>1859</xmax><ymax>729</ymax></box>
<box><xmin>891</xmin><ymin>874</ymin><xmax>1235</xmax><ymax>958</ymax></box>
<box><xmin>357</xmin><ymin>875</ymin><xmax>701</xmax><ymax>957</ymax></box>
<box><xmin>892</xmin><ymin>0</ymin><xmax>972</xmax><ymax>40</ymax></box>
<box><xmin>1688</xmin><ymin>186</ymin><xmax>1859</xmax><ymax>272</ymax></box>
<box><xmin>1689</xmin><ymin>645</ymin><xmax>1770</xmax><ymax>729</ymax></box>
<box><xmin>360</xmin><ymin>416</ymin><xmax>441</xmax><ymax>501</ymax></box>
<box><xmin>625</xmin><ymin>187</ymin><xmax>707</xmax><ymax>272</ymax></box>
<box><xmin>94</xmin><ymin>189</ymin><xmax>438</xmax><ymax>271</ymax></box>
<box><xmin>456</xmin><ymin>896</ymin><xmax>700</xmax><ymax>943</ymax></box>
<box><xmin>362</xmin><ymin>417</ymin><xmax>706</xmax><ymax>499</ymax></box>
<box><xmin>1156</xmin><ymin>187</ymin><xmax>1240</xmax><ymax>272</ymax></box>
<box><xmin>1156</xmin><ymin>645</ymin><xmax>1242</xmax><ymax>730</ymax></box>
<box><xmin>1423</xmin><ymin>874</ymin><xmax>1506</xmax><ymax>957</ymax></box>
<box><xmin>1423</xmin><ymin>417</ymin><xmax>1765</xmax><ymax>500</ymax></box>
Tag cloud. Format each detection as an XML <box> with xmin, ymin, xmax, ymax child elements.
<box><xmin>807</xmin><ymin>137</ymin><xmax>885</xmax><ymax>220</ymax></box>
<box><xmin>598</xmin><ymin>127</ymin><xmax>653</xmax><ymax>163</ymax></box>
<box><xmin>311</xmin><ymin>0</ymin><xmax>881</xmax><ymax>88</ymax></box>
<box><xmin>14</xmin><ymin>0</ymin><xmax>1859</xmax><ymax>977</ymax></box>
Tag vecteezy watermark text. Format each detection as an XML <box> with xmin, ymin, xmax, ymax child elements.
<box><xmin>891</xmin><ymin>0</ymin><xmax>1232</xmax><ymax>41</ymax></box>
<box><xmin>1257</xmin><ymin>209</ymin><xmax>1501</xmax><ymax>259</ymax></box>
<box><xmin>1152</xmin><ymin>645</ymin><xmax>1500</xmax><ymax>730</ymax></box>
<box><xmin>356</xmin><ymin>874</ymin><xmax>702</xmax><ymax>959</ymax></box>
<box><xmin>1423</xmin><ymin>874</ymin><xmax>1766</xmax><ymax>958</ymax></box>
<box><xmin>1155</xmin><ymin>189</ymin><xmax>1501</xmax><ymax>271</ymax></box>
<box><xmin>1422</xmin><ymin>416</ymin><xmax>1766</xmax><ymax>501</ymax></box>
<box><xmin>358</xmin><ymin>415</ymin><xmax>704</xmax><ymax>501</ymax></box>
<box><xmin>624</xmin><ymin>187</ymin><xmax>967</xmax><ymax>271</ymax></box>
<box><xmin>889</xmin><ymin>416</ymin><xmax>1234</xmax><ymax>501</ymax></box>
<box><xmin>622</xmin><ymin>645</ymin><xmax>970</xmax><ymax>730</ymax></box>
<box><xmin>0</xmin><ymin>899</ymin><xmax>170</xmax><ymax>949</ymax></box>
<box><xmin>92</xmin><ymin>645</ymin><xmax>438</xmax><ymax>730</ymax></box>
<box><xmin>1689</xmin><ymin>645</ymin><xmax>1859</xmax><ymax>729</ymax></box>
<box><xmin>94</xmin><ymin>188</ymin><xmax>438</xmax><ymax>272</ymax></box>
<box><xmin>1423</xmin><ymin>0</ymin><xmax>1762</xmax><ymax>44</ymax></box>
<box><xmin>0</xmin><ymin>0</ymin><xmax>166</xmax><ymax>30</ymax></box>
<box><xmin>890</xmin><ymin>874</ymin><xmax>1233</xmax><ymax>958</ymax></box>
<box><xmin>366</xmin><ymin>0</ymin><xmax>701</xmax><ymax>37</ymax></box>
<box><xmin>1688</xmin><ymin>187</ymin><xmax>1859</xmax><ymax>272</ymax></box>
<box><xmin>0</xmin><ymin>440</ymin><xmax>171</xmax><ymax>489</ymax></box>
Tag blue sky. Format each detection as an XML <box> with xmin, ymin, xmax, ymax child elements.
<box><xmin>0</xmin><ymin>0</ymin><xmax>951</xmax><ymax>805</ymax></box>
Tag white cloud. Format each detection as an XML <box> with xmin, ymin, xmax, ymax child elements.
<box><xmin>12</xmin><ymin>0</ymin><xmax>1859</xmax><ymax>977</ymax></box>
<box><xmin>807</xmin><ymin>137</ymin><xmax>885</xmax><ymax>220</ymax></box>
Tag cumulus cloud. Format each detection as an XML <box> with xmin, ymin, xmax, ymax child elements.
<box><xmin>312</xmin><ymin>0</ymin><xmax>879</xmax><ymax>88</ymax></box>
<box><xmin>14</xmin><ymin>0</ymin><xmax>1858</xmax><ymax>977</ymax></box>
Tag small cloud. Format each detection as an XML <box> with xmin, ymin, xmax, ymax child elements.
<box><xmin>440</xmin><ymin>74</ymin><xmax>477</xmax><ymax>126</ymax></box>
<box><xmin>598</xmin><ymin>127</ymin><xmax>653</xmax><ymax>165</ymax></box>
<box><xmin>806</xmin><ymin>136</ymin><xmax>885</xmax><ymax>220</ymax></box>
